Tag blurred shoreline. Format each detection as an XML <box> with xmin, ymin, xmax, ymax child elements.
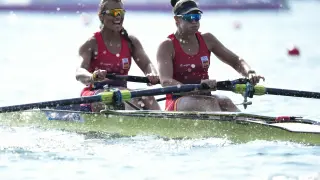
<box><xmin>0</xmin><ymin>0</ymin><xmax>289</xmax><ymax>13</ymax></box>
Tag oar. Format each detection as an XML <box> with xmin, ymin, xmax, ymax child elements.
<box><xmin>0</xmin><ymin>82</ymin><xmax>221</xmax><ymax>113</ymax></box>
<box><xmin>105</xmin><ymin>74</ymin><xmax>320</xmax><ymax>100</ymax></box>
<box><xmin>103</xmin><ymin>74</ymin><xmax>235</xmax><ymax>102</ymax></box>
<box><xmin>2</xmin><ymin>78</ymin><xmax>320</xmax><ymax>113</ymax></box>
<box><xmin>259</xmin><ymin>87</ymin><xmax>320</xmax><ymax>98</ymax></box>
<box><xmin>105</xmin><ymin>74</ymin><xmax>158</xmax><ymax>84</ymax></box>
<box><xmin>230</xmin><ymin>82</ymin><xmax>320</xmax><ymax>109</ymax></box>
<box><xmin>233</xmin><ymin>84</ymin><xmax>320</xmax><ymax>99</ymax></box>
<box><xmin>104</xmin><ymin>74</ymin><xmax>163</xmax><ymax>101</ymax></box>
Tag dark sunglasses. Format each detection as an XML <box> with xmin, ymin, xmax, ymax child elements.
<box><xmin>177</xmin><ymin>14</ymin><xmax>201</xmax><ymax>22</ymax></box>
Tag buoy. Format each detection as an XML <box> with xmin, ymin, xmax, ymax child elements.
<box><xmin>233</xmin><ymin>21</ymin><xmax>241</xmax><ymax>30</ymax></box>
<box><xmin>80</xmin><ymin>12</ymin><xmax>92</xmax><ymax>26</ymax></box>
<box><xmin>287</xmin><ymin>45</ymin><xmax>300</xmax><ymax>56</ymax></box>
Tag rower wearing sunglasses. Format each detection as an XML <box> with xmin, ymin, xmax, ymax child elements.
<box><xmin>157</xmin><ymin>0</ymin><xmax>265</xmax><ymax>112</ymax></box>
<box><xmin>76</xmin><ymin>0</ymin><xmax>161</xmax><ymax>112</ymax></box>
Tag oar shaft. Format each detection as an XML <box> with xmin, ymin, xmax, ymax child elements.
<box><xmin>0</xmin><ymin>96</ymin><xmax>102</xmax><ymax>113</ymax></box>
<box><xmin>130</xmin><ymin>84</ymin><xmax>202</xmax><ymax>98</ymax></box>
<box><xmin>233</xmin><ymin>84</ymin><xmax>320</xmax><ymax>99</ymax></box>
<box><xmin>129</xmin><ymin>80</ymin><xmax>234</xmax><ymax>98</ymax></box>
<box><xmin>0</xmin><ymin>84</ymin><xmax>209</xmax><ymax>113</ymax></box>
<box><xmin>105</xmin><ymin>74</ymin><xmax>158</xmax><ymax>84</ymax></box>
<box><xmin>0</xmin><ymin>80</ymin><xmax>234</xmax><ymax>113</ymax></box>
<box><xmin>104</xmin><ymin>75</ymin><xmax>237</xmax><ymax>87</ymax></box>
<box><xmin>5</xmin><ymin>77</ymin><xmax>320</xmax><ymax>113</ymax></box>
<box><xmin>266</xmin><ymin>88</ymin><xmax>320</xmax><ymax>99</ymax></box>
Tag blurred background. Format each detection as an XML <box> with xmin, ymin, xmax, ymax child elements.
<box><xmin>0</xmin><ymin>0</ymin><xmax>291</xmax><ymax>12</ymax></box>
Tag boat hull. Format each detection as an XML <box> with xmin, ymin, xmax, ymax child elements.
<box><xmin>0</xmin><ymin>109</ymin><xmax>319</xmax><ymax>145</ymax></box>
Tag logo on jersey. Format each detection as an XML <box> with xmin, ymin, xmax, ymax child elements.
<box><xmin>122</xmin><ymin>58</ymin><xmax>130</xmax><ymax>69</ymax></box>
<box><xmin>180</xmin><ymin>64</ymin><xmax>191</xmax><ymax>67</ymax></box>
<box><xmin>200</xmin><ymin>56</ymin><xmax>209</xmax><ymax>68</ymax></box>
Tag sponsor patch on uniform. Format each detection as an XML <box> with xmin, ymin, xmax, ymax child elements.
<box><xmin>200</xmin><ymin>56</ymin><xmax>209</xmax><ymax>68</ymax></box>
<box><xmin>122</xmin><ymin>58</ymin><xmax>130</xmax><ymax>69</ymax></box>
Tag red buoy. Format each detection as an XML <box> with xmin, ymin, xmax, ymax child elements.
<box><xmin>287</xmin><ymin>45</ymin><xmax>300</xmax><ymax>56</ymax></box>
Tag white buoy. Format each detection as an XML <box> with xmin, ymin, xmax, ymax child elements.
<box><xmin>80</xmin><ymin>12</ymin><xmax>93</xmax><ymax>26</ymax></box>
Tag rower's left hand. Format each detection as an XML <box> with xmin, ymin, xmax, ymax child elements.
<box><xmin>248</xmin><ymin>70</ymin><xmax>265</xmax><ymax>85</ymax></box>
<box><xmin>146</xmin><ymin>73</ymin><xmax>160</xmax><ymax>85</ymax></box>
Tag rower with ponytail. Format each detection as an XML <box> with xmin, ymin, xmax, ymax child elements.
<box><xmin>76</xmin><ymin>0</ymin><xmax>160</xmax><ymax>112</ymax></box>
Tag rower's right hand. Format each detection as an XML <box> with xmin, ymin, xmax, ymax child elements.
<box><xmin>200</xmin><ymin>79</ymin><xmax>217</xmax><ymax>90</ymax></box>
<box><xmin>146</xmin><ymin>73</ymin><xmax>160</xmax><ymax>86</ymax></box>
<box><xmin>92</xmin><ymin>69</ymin><xmax>108</xmax><ymax>82</ymax></box>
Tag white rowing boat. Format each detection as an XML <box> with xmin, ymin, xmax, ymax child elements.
<box><xmin>1</xmin><ymin>76</ymin><xmax>320</xmax><ymax>145</ymax></box>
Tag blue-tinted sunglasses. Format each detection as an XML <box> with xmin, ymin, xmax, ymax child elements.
<box><xmin>177</xmin><ymin>14</ymin><xmax>201</xmax><ymax>22</ymax></box>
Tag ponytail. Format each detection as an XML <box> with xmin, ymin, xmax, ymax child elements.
<box><xmin>120</xmin><ymin>28</ymin><xmax>134</xmax><ymax>54</ymax></box>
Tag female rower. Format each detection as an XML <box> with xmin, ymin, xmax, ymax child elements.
<box><xmin>157</xmin><ymin>0</ymin><xmax>264</xmax><ymax>112</ymax></box>
<box><xmin>76</xmin><ymin>0</ymin><xmax>161</xmax><ymax>112</ymax></box>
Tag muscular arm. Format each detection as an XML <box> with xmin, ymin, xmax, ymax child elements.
<box><xmin>76</xmin><ymin>38</ymin><xmax>95</xmax><ymax>85</ymax></box>
<box><xmin>129</xmin><ymin>35</ymin><xmax>158</xmax><ymax>76</ymax></box>
<box><xmin>202</xmin><ymin>32</ymin><xmax>252</xmax><ymax>77</ymax></box>
<box><xmin>156</xmin><ymin>39</ymin><xmax>183</xmax><ymax>87</ymax></box>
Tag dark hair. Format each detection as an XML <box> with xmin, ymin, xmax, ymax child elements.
<box><xmin>171</xmin><ymin>0</ymin><xmax>202</xmax><ymax>15</ymax></box>
<box><xmin>120</xmin><ymin>28</ymin><xmax>134</xmax><ymax>53</ymax></box>
<box><xmin>98</xmin><ymin>0</ymin><xmax>134</xmax><ymax>53</ymax></box>
<box><xmin>171</xmin><ymin>0</ymin><xmax>179</xmax><ymax>7</ymax></box>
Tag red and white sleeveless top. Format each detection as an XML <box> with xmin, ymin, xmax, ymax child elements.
<box><xmin>165</xmin><ymin>32</ymin><xmax>211</xmax><ymax>109</ymax></box>
<box><xmin>168</xmin><ymin>32</ymin><xmax>211</xmax><ymax>84</ymax></box>
<box><xmin>89</xmin><ymin>31</ymin><xmax>132</xmax><ymax>87</ymax></box>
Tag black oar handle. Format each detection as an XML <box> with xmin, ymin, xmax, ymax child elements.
<box><xmin>105</xmin><ymin>74</ymin><xmax>159</xmax><ymax>84</ymax></box>
<box><xmin>204</xmin><ymin>80</ymin><xmax>235</xmax><ymax>90</ymax></box>
<box><xmin>155</xmin><ymin>80</ymin><xmax>235</xmax><ymax>102</ymax></box>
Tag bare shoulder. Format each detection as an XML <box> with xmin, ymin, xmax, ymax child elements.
<box><xmin>157</xmin><ymin>38</ymin><xmax>174</xmax><ymax>61</ymax></box>
<box><xmin>158</xmin><ymin>38</ymin><xmax>174</xmax><ymax>50</ymax></box>
<box><xmin>128</xmin><ymin>34</ymin><xmax>137</xmax><ymax>41</ymax></box>
<box><xmin>201</xmin><ymin>32</ymin><xmax>218</xmax><ymax>42</ymax></box>
<box><xmin>79</xmin><ymin>36</ymin><xmax>97</xmax><ymax>55</ymax></box>
<box><xmin>127</xmin><ymin>34</ymin><xmax>141</xmax><ymax>45</ymax></box>
<box><xmin>201</xmin><ymin>32</ymin><xmax>220</xmax><ymax>49</ymax></box>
